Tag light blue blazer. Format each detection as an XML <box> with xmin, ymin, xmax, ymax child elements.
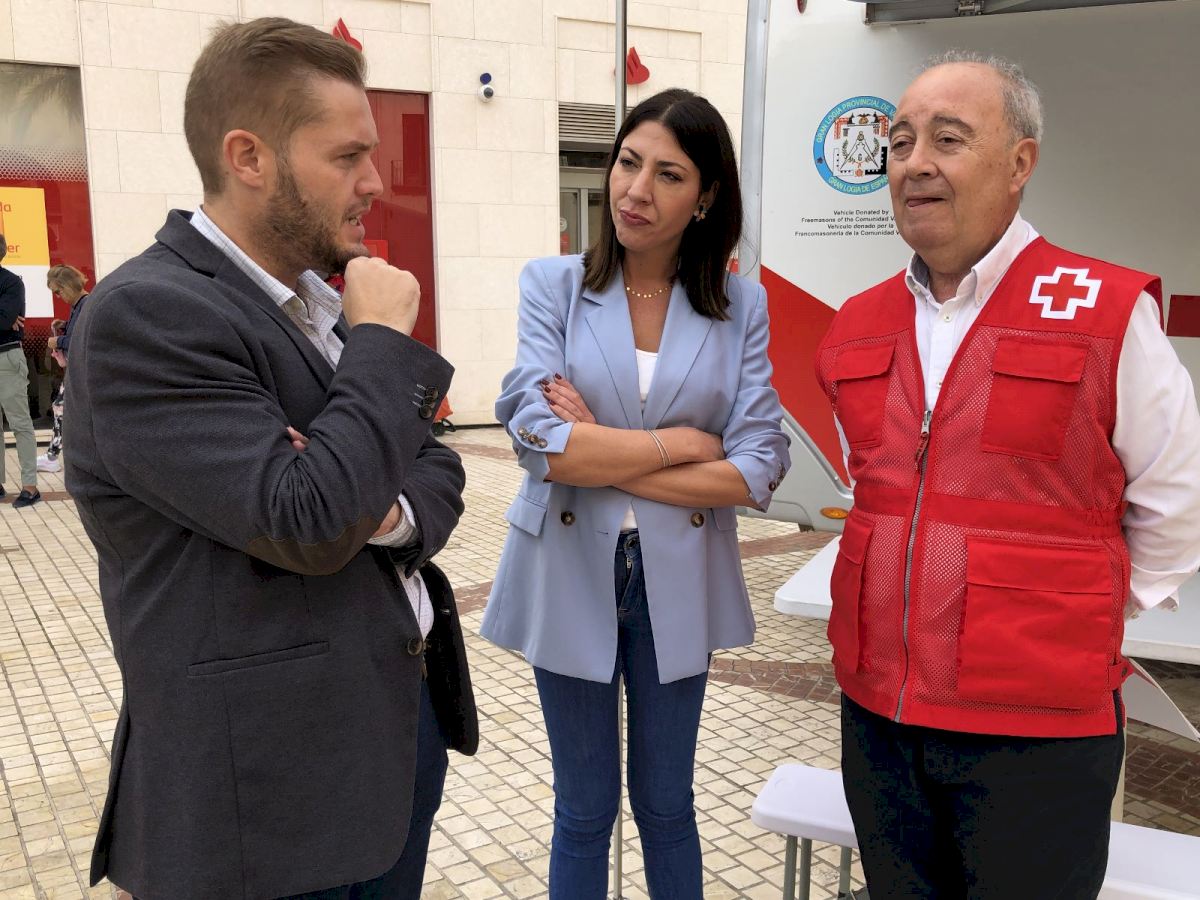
<box><xmin>481</xmin><ymin>254</ymin><xmax>791</xmax><ymax>683</ymax></box>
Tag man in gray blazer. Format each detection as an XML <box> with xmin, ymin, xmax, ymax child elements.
<box><xmin>64</xmin><ymin>18</ymin><xmax>476</xmax><ymax>900</ymax></box>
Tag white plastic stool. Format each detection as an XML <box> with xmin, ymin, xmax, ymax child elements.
<box><xmin>751</xmin><ymin>764</ymin><xmax>858</xmax><ymax>900</ymax></box>
<box><xmin>1100</xmin><ymin>821</ymin><xmax>1200</xmax><ymax>899</ymax></box>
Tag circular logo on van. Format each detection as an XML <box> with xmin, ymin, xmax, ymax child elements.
<box><xmin>813</xmin><ymin>96</ymin><xmax>896</xmax><ymax>195</ymax></box>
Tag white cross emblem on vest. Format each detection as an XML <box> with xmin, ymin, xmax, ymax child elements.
<box><xmin>1028</xmin><ymin>267</ymin><xmax>1102</xmax><ymax>320</ymax></box>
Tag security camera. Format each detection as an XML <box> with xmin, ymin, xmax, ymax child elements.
<box><xmin>478</xmin><ymin>72</ymin><xmax>495</xmax><ymax>102</ymax></box>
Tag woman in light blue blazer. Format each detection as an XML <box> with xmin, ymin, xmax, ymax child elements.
<box><xmin>482</xmin><ymin>89</ymin><xmax>790</xmax><ymax>900</ymax></box>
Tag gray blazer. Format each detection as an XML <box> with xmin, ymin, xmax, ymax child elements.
<box><xmin>65</xmin><ymin>211</ymin><xmax>476</xmax><ymax>900</ymax></box>
<box><xmin>481</xmin><ymin>255</ymin><xmax>791</xmax><ymax>683</ymax></box>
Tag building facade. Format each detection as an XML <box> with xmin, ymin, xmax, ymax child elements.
<box><xmin>0</xmin><ymin>0</ymin><xmax>748</xmax><ymax>424</ymax></box>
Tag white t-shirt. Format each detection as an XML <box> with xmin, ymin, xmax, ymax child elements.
<box><xmin>620</xmin><ymin>348</ymin><xmax>658</xmax><ymax>531</ymax></box>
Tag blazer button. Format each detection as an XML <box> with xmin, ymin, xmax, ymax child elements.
<box><xmin>690</xmin><ymin>512</ymin><xmax>705</xmax><ymax>528</ymax></box>
<box><xmin>768</xmin><ymin>480</ymin><xmax>778</xmax><ymax>492</ymax></box>
<box><xmin>537</xmin><ymin>437</ymin><xmax>548</xmax><ymax>448</ymax></box>
<box><xmin>517</xmin><ymin>427</ymin><xmax>529</xmax><ymax>438</ymax></box>
<box><xmin>561</xmin><ymin>510</ymin><xmax>576</xmax><ymax>526</ymax></box>
<box><xmin>419</xmin><ymin>405</ymin><xmax>434</xmax><ymax>419</ymax></box>
<box><xmin>406</xmin><ymin>638</ymin><xmax>425</xmax><ymax>656</ymax></box>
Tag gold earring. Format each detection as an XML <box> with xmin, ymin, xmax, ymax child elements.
<box><xmin>694</xmin><ymin>204</ymin><xmax>707</xmax><ymax>221</ymax></box>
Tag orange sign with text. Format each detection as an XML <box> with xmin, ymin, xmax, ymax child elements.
<box><xmin>0</xmin><ymin>186</ymin><xmax>54</xmax><ymax>317</ymax></box>
<box><xmin>0</xmin><ymin>186</ymin><xmax>50</xmax><ymax>266</ymax></box>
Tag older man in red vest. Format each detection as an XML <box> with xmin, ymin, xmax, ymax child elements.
<box><xmin>816</xmin><ymin>51</ymin><xmax>1200</xmax><ymax>899</ymax></box>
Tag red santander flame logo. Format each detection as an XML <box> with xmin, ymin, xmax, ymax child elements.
<box><xmin>625</xmin><ymin>47</ymin><xmax>650</xmax><ymax>85</ymax></box>
<box><xmin>331</xmin><ymin>18</ymin><xmax>362</xmax><ymax>52</ymax></box>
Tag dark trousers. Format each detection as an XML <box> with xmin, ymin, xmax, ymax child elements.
<box><xmin>534</xmin><ymin>531</ymin><xmax>707</xmax><ymax>900</ymax></box>
<box><xmin>841</xmin><ymin>694</ymin><xmax>1124</xmax><ymax>900</ymax></box>
<box><xmin>277</xmin><ymin>679</ymin><xmax>449</xmax><ymax>900</ymax></box>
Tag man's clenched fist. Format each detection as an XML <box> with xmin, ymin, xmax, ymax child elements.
<box><xmin>342</xmin><ymin>256</ymin><xmax>420</xmax><ymax>335</ymax></box>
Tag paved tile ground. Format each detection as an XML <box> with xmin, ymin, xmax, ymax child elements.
<box><xmin>2</xmin><ymin>427</ymin><xmax>1198</xmax><ymax>899</ymax></box>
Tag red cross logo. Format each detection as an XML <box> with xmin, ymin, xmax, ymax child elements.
<box><xmin>1029</xmin><ymin>267</ymin><xmax>1102</xmax><ymax>320</ymax></box>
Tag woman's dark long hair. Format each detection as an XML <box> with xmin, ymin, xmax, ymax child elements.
<box><xmin>583</xmin><ymin>88</ymin><xmax>742</xmax><ymax>321</ymax></box>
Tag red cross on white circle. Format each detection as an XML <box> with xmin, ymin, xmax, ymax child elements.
<box><xmin>1029</xmin><ymin>267</ymin><xmax>1102</xmax><ymax>320</ymax></box>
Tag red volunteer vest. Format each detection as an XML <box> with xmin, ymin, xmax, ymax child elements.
<box><xmin>815</xmin><ymin>238</ymin><xmax>1161</xmax><ymax>738</ymax></box>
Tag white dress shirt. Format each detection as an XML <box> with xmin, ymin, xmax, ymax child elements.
<box><xmin>190</xmin><ymin>207</ymin><xmax>433</xmax><ymax>636</ymax></box>
<box><xmin>839</xmin><ymin>213</ymin><xmax>1200</xmax><ymax>612</ymax></box>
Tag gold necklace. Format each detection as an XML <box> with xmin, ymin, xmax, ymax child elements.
<box><xmin>624</xmin><ymin>279</ymin><xmax>674</xmax><ymax>300</ymax></box>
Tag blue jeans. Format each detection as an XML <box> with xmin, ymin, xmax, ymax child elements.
<box><xmin>534</xmin><ymin>531</ymin><xmax>707</xmax><ymax>900</ymax></box>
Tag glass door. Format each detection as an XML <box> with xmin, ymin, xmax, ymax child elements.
<box><xmin>559</xmin><ymin>189</ymin><xmax>581</xmax><ymax>256</ymax></box>
<box><xmin>0</xmin><ymin>62</ymin><xmax>95</xmax><ymax>420</ymax></box>
<box><xmin>586</xmin><ymin>189</ymin><xmax>604</xmax><ymax>252</ymax></box>
<box><xmin>559</xmin><ymin>169</ymin><xmax>605</xmax><ymax>255</ymax></box>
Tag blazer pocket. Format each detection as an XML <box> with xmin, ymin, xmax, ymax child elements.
<box><xmin>981</xmin><ymin>338</ymin><xmax>1088</xmax><ymax>461</ymax></box>
<box><xmin>957</xmin><ymin>537</ymin><xmax>1116</xmax><ymax>709</ymax></box>
<box><xmin>504</xmin><ymin>493</ymin><xmax>548</xmax><ymax>536</ymax></box>
<box><xmin>832</xmin><ymin>340</ymin><xmax>896</xmax><ymax>449</ymax></box>
<box><xmin>187</xmin><ymin>641</ymin><xmax>329</xmax><ymax>677</ymax></box>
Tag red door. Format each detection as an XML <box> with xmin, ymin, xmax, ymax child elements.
<box><xmin>364</xmin><ymin>91</ymin><xmax>437</xmax><ymax>350</ymax></box>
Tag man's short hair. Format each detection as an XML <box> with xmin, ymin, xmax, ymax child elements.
<box><xmin>921</xmin><ymin>50</ymin><xmax>1044</xmax><ymax>144</ymax></box>
<box><xmin>47</xmin><ymin>264</ymin><xmax>86</xmax><ymax>294</ymax></box>
<box><xmin>184</xmin><ymin>17</ymin><xmax>366</xmax><ymax>196</ymax></box>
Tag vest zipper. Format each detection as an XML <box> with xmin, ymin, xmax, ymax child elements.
<box><xmin>896</xmin><ymin>407</ymin><xmax>933</xmax><ymax>722</ymax></box>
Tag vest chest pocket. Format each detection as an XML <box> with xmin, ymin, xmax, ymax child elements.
<box><xmin>981</xmin><ymin>338</ymin><xmax>1089</xmax><ymax>461</ymax></box>
<box><xmin>832</xmin><ymin>340</ymin><xmax>896</xmax><ymax>449</ymax></box>
<box><xmin>827</xmin><ymin>513</ymin><xmax>874</xmax><ymax>674</ymax></box>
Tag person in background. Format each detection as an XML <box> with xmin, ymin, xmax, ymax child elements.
<box><xmin>38</xmin><ymin>264</ymin><xmax>90</xmax><ymax>474</ymax></box>
<box><xmin>482</xmin><ymin>88</ymin><xmax>791</xmax><ymax>900</ymax></box>
<box><xmin>0</xmin><ymin>234</ymin><xmax>39</xmax><ymax>507</ymax></box>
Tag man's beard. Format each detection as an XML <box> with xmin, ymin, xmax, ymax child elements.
<box><xmin>259</xmin><ymin>160</ymin><xmax>367</xmax><ymax>277</ymax></box>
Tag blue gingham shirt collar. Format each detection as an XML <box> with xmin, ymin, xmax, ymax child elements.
<box><xmin>189</xmin><ymin>206</ymin><xmax>344</xmax><ymax>341</ymax></box>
